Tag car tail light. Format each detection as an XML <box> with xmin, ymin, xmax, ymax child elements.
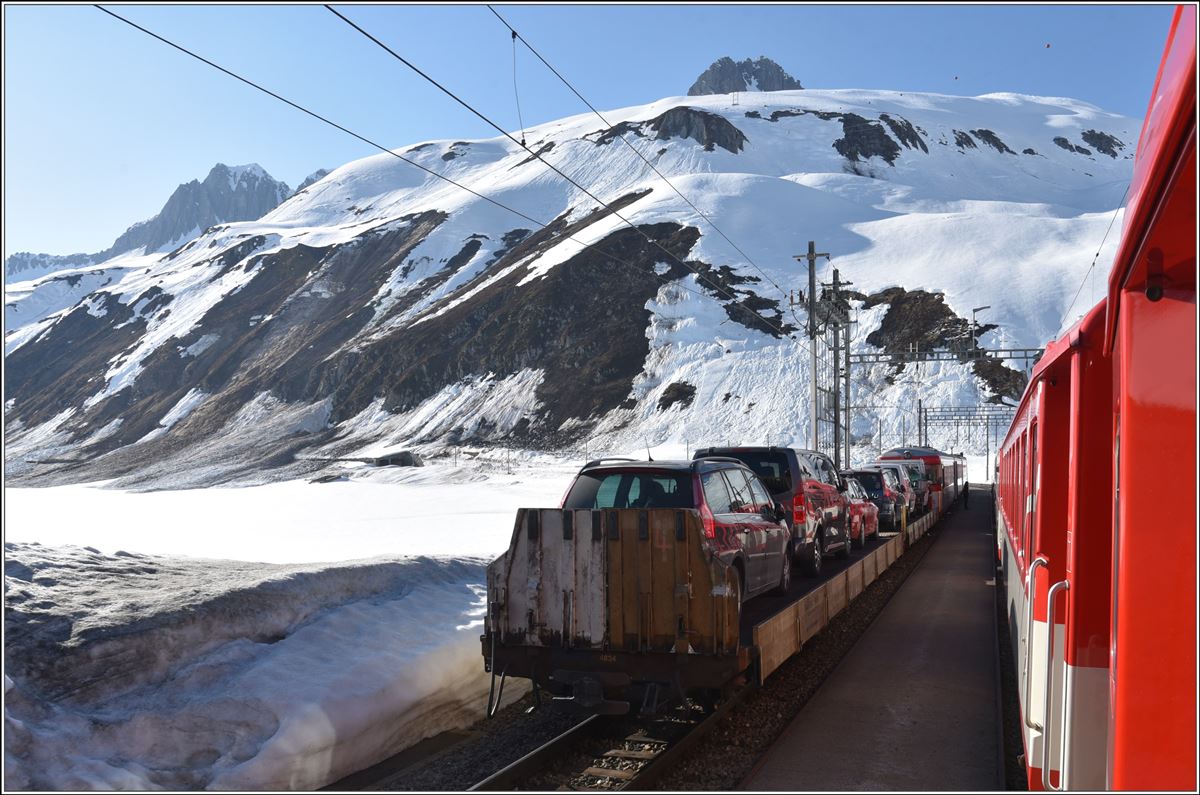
<box><xmin>694</xmin><ymin>477</ymin><xmax>716</xmax><ymax>538</ymax></box>
<box><xmin>792</xmin><ymin>496</ymin><xmax>806</xmax><ymax>526</ymax></box>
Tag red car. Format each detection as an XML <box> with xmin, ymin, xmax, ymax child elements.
<box><xmin>692</xmin><ymin>446</ymin><xmax>852</xmax><ymax>577</ymax></box>
<box><xmin>842</xmin><ymin>474</ymin><xmax>879</xmax><ymax>547</ymax></box>
<box><xmin>561</xmin><ymin>457</ymin><xmax>792</xmax><ymax>602</ymax></box>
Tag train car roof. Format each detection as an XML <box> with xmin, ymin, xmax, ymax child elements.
<box><xmin>1103</xmin><ymin>5</ymin><xmax>1196</xmax><ymax>353</ymax></box>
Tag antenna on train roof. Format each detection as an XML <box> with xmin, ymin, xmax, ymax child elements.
<box><xmin>645</xmin><ymin>439</ymin><xmax>654</xmax><ymax>462</ymax></box>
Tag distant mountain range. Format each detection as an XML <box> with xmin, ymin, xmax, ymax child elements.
<box><xmin>4</xmin><ymin>164</ymin><xmax>327</xmax><ymax>282</ymax></box>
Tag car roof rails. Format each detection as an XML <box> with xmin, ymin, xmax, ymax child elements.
<box><xmin>581</xmin><ymin>457</ymin><xmax>637</xmax><ymax>469</ymax></box>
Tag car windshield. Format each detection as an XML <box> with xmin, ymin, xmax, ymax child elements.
<box><xmin>700</xmin><ymin>451</ymin><xmax>792</xmax><ymax>495</ymax></box>
<box><xmin>563</xmin><ymin>470</ymin><xmax>694</xmax><ymax>510</ymax></box>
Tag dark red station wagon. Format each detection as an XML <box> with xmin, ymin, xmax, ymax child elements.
<box><xmin>561</xmin><ymin>458</ymin><xmax>792</xmax><ymax>602</ymax></box>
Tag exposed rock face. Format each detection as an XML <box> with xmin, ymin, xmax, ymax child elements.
<box><xmin>5</xmin><ymin>163</ymin><xmax>293</xmax><ymax>282</ymax></box>
<box><xmin>1080</xmin><ymin>129</ymin><xmax>1124</xmax><ymax>158</ymax></box>
<box><xmin>1054</xmin><ymin>136</ymin><xmax>1092</xmax><ymax>156</ymax></box>
<box><xmin>591</xmin><ymin>107</ymin><xmax>748</xmax><ymax>154</ymax></box>
<box><xmin>860</xmin><ymin>287</ymin><xmax>1024</xmax><ymax>400</ymax></box>
<box><xmin>106</xmin><ymin>164</ymin><xmax>290</xmax><ymax>255</ymax></box>
<box><xmin>687</xmin><ymin>56</ymin><xmax>803</xmax><ymax>95</ymax></box>
<box><xmin>657</xmin><ymin>382</ymin><xmax>697</xmax><ymax>411</ymax></box>
<box><xmin>880</xmin><ymin>114</ymin><xmax>929</xmax><ymax>153</ymax></box>
<box><xmin>834</xmin><ymin>113</ymin><xmax>902</xmax><ymax>165</ymax></box>
<box><xmin>970</xmin><ymin>129</ymin><xmax>1016</xmax><ymax>154</ymax></box>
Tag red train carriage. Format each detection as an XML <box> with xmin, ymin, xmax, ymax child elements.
<box><xmin>998</xmin><ymin>6</ymin><xmax>1196</xmax><ymax>790</ymax></box>
<box><xmin>880</xmin><ymin>446</ymin><xmax>966</xmax><ymax>511</ymax></box>
<box><xmin>1101</xmin><ymin>4</ymin><xmax>1196</xmax><ymax>788</ymax></box>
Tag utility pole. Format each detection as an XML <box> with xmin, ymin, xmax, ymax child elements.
<box><xmin>794</xmin><ymin>241</ymin><xmax>829</xmax><ymax>453</ymax></box>
<box><xmin>917</xmin><ymin>398</ymin><xmax>923</xmax><ymax>448</ymax></box>
<box><xmin>985</xmin><ymin>418</ymin><xmax>990</xmax><ymax>475</ymax></box>
<box><xmin>878</xmin><ymin>418</ymin><xmax>883</xmax><ymax>457</ymax></box>
<box><xmin>902</xmin><ymin>415</ymin><xmax>906</xmax><ymax>446</ymax></box>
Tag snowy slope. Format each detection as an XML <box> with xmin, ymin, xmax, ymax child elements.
<box><xmin>4</xmin><ymin>88</ymin><xmax>1135</xmax><ymax>486</ymax></box>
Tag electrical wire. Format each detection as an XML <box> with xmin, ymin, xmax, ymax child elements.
<box><xmin>324</xmin><ymin>4</ymin><xmax>791</xmax><ymax>334</ymax></box>
<box><xmin>486</xmin><ymin>4</ymin><xmax>790</xmax><ymax>298</ymax></box>
<box><xmin>327</xmin><ymin>4</ymin><xmax>918</xmax><ymax>412</ymax></box>
<box><xmin>1058</xmin><ymin>180</ymin><xmax>1132</xmax><ymax>329</ymax></box>
<box><xmin>509</xmin><ymin>30</ymin><xmax>526</xmax><ymax>146</ymax></box>
<box><xmin>99</xmin><ymin>4</ymin><xmax>915</xmax><ymax>437</ymax></box>
<box><xmin>90</xmin><ymin>6</ymin><xmax>763</xmax><ymax>323</ymax></box>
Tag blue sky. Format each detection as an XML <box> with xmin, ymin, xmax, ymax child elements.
<box><xmin>3</xmin><ymin>3</ymin><xmax>1178</xmax><ymax>257</ymax></box>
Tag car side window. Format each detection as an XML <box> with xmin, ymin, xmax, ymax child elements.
<box><xmin>722</xmin><ymin>468</ymin><xmax>755</xmax><ymax>513</ymax></box>
<box><xmin>701</xmin><ymin>470</ymin><xmax>734</xmax><ymax>514</ymax></box>
<box><xmin>747</xmin><ymin>475</ymin><xmax>773</xmax><ymax>511</ymax></box>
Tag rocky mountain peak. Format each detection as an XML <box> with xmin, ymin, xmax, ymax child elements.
<box><xmin>687</xmin><ymin>56</ymin><xmax>803</xmax><ymax>96</ymax></box>
<box><xmin>6</xmin><ymin>163</ymin><xmax>296</xmax><ymax>282</ymax></box>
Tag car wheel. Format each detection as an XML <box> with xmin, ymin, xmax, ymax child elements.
<box><xmin>837</xmin><ymin>526</ymin><xmax>851</xmax><ymax>558</ymax></box>
<box><xmin>771</xmin><ymin>548</ymin><xmax>792</xmax><ymax>595</ymax></box>
<box><xmin>801</xmin><ymin>530</ymin><xmax>823</xmax><ymax>577</ymax></box>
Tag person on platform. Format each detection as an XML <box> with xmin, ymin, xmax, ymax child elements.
<box><xmin>961</xmin><ymin>480</ymin><xmax>970</xmax><ymax>509</ymax></box>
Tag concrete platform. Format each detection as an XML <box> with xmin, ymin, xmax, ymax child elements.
<box><xmin>742</xmin><ymin>488</ymin><xmax>1000</xmax><ymax>791</ymax></box>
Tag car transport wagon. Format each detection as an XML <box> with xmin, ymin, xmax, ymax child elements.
<box><xmin>481</xmin><ymin>457</ymin><xmax>789</xmax><ymax>714</ymax></box>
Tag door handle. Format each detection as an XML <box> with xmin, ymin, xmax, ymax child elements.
<box><xmin>1024</xmin><ymin>556</ymin><xmax>1048</xmax><ymax>731</ymax></box>
<box><xmin>1042</xmin><ymin>579</ymin><xmax>1069</xmax><ymax>791</ymax></box>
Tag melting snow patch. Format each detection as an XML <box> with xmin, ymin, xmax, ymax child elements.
<box><xmin>138</xmin><ymin>389</ymin><xmax>208</xmax><ymax>443</ymax></box>
<box><xmin>179</xmin><ymin>333</ymin><xmax>219</xmax><ymax>358</ymax></box>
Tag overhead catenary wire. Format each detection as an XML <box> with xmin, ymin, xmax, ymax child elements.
<box><xmin>486</xmin><ymin>4</ymin><xmax>790</xmax><ymax>299</ymax></box>
<box><xmin>323</xmin><ymin>4</ymin><xmax>908</xmax><ymax>407</ymax></box>
<box><xmin>509</xmin><ymin>29</ymin><xmax>526</xmax><ymax>147</ymax></box>
<box><xmin>323</xmin><ymin>4</ymin><xmax>790</xmax><ymax>332</ymax></box>
<box><xmin>1058</xmin><ymin>180</ymin><xmax>1132</xmax><ymax>330</ymax></box>
<box><xmin>90</xmin><ymin>6</ymin><xmax>760</xmax><ymax>322</ymax></box>
<box><xmin>98</xmin><ymin>4</ymin><xmax>915</xmax><ymax>433</ymax></box>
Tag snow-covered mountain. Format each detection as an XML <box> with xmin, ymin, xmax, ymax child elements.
<box><xmin>688</xmin><ymin>56</ymin><xmax>804</xmax><ymax>95</ymax></box>
<box><xmin>4</xmin><ymin>88</ymin><xmax>1134</xmax><ymax>488</ymax></box>
<box><xmin>4</xmin><ymin>163</ymin><xmax>293</xmax><ymax>283</ymax></box>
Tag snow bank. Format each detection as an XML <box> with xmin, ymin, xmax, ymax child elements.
<box><xmin>3</xmin><ymin>544</ymin><xmax>524</xmax><ymax>790</ymax></box>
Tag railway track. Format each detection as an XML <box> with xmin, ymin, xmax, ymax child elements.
<box><xmin>469</xmin><ymin>683</ymin><xmax>754</xmax><ymax>791</ymax></box>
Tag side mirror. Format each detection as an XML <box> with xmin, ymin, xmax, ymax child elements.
<box><xmin>773</xmin><ymin>502</ymin><xmax>788</xmax><ymax>523</ymax></box>
<box><xmin>837</xmin><ymin>477</ymin><xmax>848</xmax><ymax>492</ymax></box>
